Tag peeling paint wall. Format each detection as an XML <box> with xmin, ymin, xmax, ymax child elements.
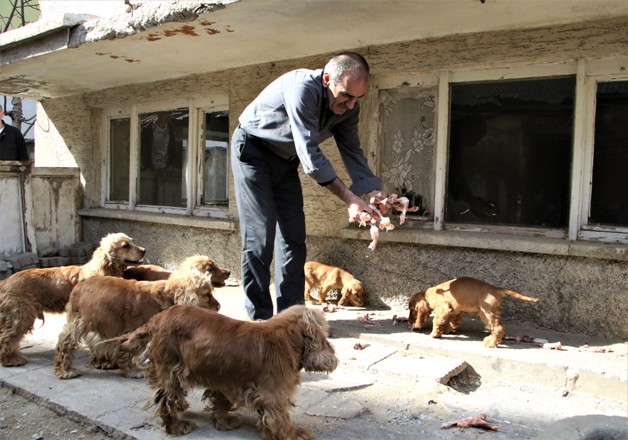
<box><xmin>43</xmin><ymin>18</ymin><xmax>628</xmax><ymax>339</ymax></box>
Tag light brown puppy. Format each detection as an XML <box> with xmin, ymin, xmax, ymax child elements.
<box><xmin>116</xmin><ymin>304</ymin><xmax>338</xmax><ymax>439</ymax></box>
<box><xmin>123</xmin><ymin>255</ymin><xmax>231</xmax><ymax>286</ymax></box>
<box><xmin>0</xmin><ymin>233</ymin><xmax>145</xmax><ymax>367</ymax></box>
<box><xmin>54</xmin><ymin>265</ymin><xmax>220</xmax><ymax>379</ymax></box>
<box><xmin>408</xmin><ymin>277</ymin><xmax>539</xmax><ymax>348</ymax></box>
<box><xmin>304</xmin><ymin>261</ymin><xmax>366</xmax><ymax>307</ymax></box>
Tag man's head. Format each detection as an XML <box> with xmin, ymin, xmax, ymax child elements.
<box><xmin>323</xmin><ymin>52</ymin><xmax>370</xmax><ymax>115</ymax></box>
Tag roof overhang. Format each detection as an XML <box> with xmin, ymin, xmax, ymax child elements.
<box><xmin>2</xmin><ymin>0</ymin><xmax>628</xmax><ymax>100</ymax></box>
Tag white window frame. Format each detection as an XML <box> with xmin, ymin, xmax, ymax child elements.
<box><xmin>100</xmin><ymin>94</ymin><xmax>229</xmax><ymax>218</ymax></box>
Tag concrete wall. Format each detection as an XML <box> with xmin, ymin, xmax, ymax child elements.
<box><xmin>41</xmin><ymin>17</ymin><xmax>628</xmax><ymax>339</ymax></box>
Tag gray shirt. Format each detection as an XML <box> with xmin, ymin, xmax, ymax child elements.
<box><xmin>238</xmin><ymin>68</ymin><xmax>381</xmax><ymax>196</ymax></box>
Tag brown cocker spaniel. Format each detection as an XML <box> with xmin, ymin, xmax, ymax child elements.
<box><xmin>0</xmin><ymin>232</ymin><xmax>145</xmax><ymax>366</ymax></box>
<box><xmin>408</xmin><ymin>277</ymin><xmax>539</xmax><ymax>348</ymax></box>
<box><xmin>123</xmin><ymin>255</ymin><xmax>231</xmax><ymax>287</ymax></box>
<box><xmin>304</xmin><ymin>261</ymin><xmax>366</xmax><ymax>307</ymax></box>
<box><xmin>54</xmin><ymin>262</ymin><xmax>220</xmax><ymax>379</ymax></box>
<box><xmin>118</xmin><ymin>304</ymin><xmax>338</xmax><ymax>439</ymax></box>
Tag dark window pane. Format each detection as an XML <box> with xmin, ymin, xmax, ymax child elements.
<box><xmin>109</xmin><ymin>118</ymin><xmax>130</xmax><ymax>202</ymax></box>
<box><xmin>590</xmin><ymin>81</ymin><xmax>628</xmax><ymax>226</ymax></box>
<box><xmin>447</xmin><ymin>77</ymin><xmax>575</xmax><ymax>228</ymax></box>
<box><xmin>201</xmin><ymin>110</ymin><xmax>229</xmax><ymax>205</ymax></box>
<box><xmin>138</xmin><ymin>109</ymin><xmax>188</xmax><ymax>207</ymax></box>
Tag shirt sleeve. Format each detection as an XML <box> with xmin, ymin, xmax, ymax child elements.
<box><xmin>282</xmin><ymin>83</ymin><xmax>337</xmax><ymax>185</ymax></box>
<box><xmin>332</xmin><ymin>110</ymin><xmax>382</xmax><ymax>196</ymax></box>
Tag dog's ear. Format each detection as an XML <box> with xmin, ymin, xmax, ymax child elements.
<box><xmin>299</xmin><ymin>308</ymin><xmax>338</xmax><ymax>373</ymax></box>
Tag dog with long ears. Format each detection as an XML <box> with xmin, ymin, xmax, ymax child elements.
<box><xmin>0</xmin><ymin>233</ymin><xmax>145</xmax><ymax>366</ymax></box>
<box><xmin>304</xmin><ymin>261</ymin><xmax>366</xmax><ymax>307</ymax></box>
<box><xmin>55</xmin><ymin>262</ymin><xmax>220</xmax><ymax>379</ymax></box>
<box><xmin>116</xmin><ymin>304</ymin><xmax>338</xmax><ymax>439</ymax></box>
<box><xmin>123</xmin><ymin>255</ymin><xmax>231</xmax><ymax>287</ymax></box>
<box><xmin>408</xmin><ymin>276</ymin><xmax>539</xmax><ymax>348</ymax></box>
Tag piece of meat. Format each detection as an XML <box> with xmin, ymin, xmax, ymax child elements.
<box><xmin>441</xmin><ymin>413</ymin><xmax>500</xmax><ymax>431</ymax></box>
<box><xmin>352</xmin><ymin>193</ymin><xmax>420</xmax><ymax>251</ymax></box>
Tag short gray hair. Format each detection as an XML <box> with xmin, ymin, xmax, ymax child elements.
<box><xmin>325</xmin><ymin>52</ymin><xmax>370</xmax><ymax>85</ymax></box>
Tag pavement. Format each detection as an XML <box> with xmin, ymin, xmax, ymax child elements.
<box><xmin>1</xmin><ymin>284</ymin><xmax>626</xmax><ymax>440</ymax></box>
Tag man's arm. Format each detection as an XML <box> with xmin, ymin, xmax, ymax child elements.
<box><xmin>324</xmin><ymin>177</ymin><xmax>382</xmax><ymax>222</ymax></box>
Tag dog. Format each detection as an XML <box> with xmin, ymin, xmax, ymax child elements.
<box><xmin>116</xmin><ymin>304</ymin><xmax>338</xmax><ymax>439</ymax></box>
<box><xmin>304</xmin><ymin>261</ymin><xmax>366</xmax><ymax>307</ymax></box>
<box><xmin>54</xmin><ymin>261</ymin><xmax>221</xmax><ymax>379</ymax></box>
<box><xmin>0</xmin><ymin>232</ymin><xmax>145</xmax><ymax>366</ymax></box>
<box><xmin>123</xmin><ymin>255</ymin><xmax>231</xmax><ymax>286</ymax></box>
<box><xmin>408</xmin><ymin>277</ymin><xmax>539</xmax><ymax>348</ymax></box>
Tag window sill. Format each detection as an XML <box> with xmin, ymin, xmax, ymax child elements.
<box><xmin>339</xmin><ymin>225</ymin><xmax>628</xmax><ymax>261</ymax></box>
<box><xmin>78</xmin><ymin>208</ymin><xmax>237</xmax><ymax>232</ymax></box>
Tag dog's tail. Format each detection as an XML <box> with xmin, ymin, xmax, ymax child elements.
<box><xmin>500</xmin><ymin>289</ymin><xmax>539</xmax><ymax>303</ymax></box>
<box><xmin>96</xmin><ymin>323</ymin><xmax>153</xmax><ymax>368</ymax></box>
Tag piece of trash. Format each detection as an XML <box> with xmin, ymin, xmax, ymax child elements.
<box><xmin>541</xmin><ymin>341</ymin><xmax>563</xmax><ymax>350</ymax></box>
<box><xmin>392</xmin><ymin>314</ymin><xmax>409</xmax><ymax>325</ymax></box>
<box><xmin>323</xmin><ymin>305</ymin><xmax>339</xmax><ymax>313</ymax></box>
<box><xmin>578</xmin><ymin>344</ymin><xmax>613</xmax><ymax>353</ymax></box>
<box><xmin>223</xmin><ymin>279</ymin><xmax>240</xmax><ymax>287</ymax></box>
<box><xmin>504</xmin><ymin>335</ymin><xmax>548</xmax><ymax>344</ymax></box>
<box><xmin>441</xmin><ymin>413</ymin><xmax>500</xmax><ymax>431</ymax></box>
<box><xmin>561</xmin><ymin>390</ymin><xmax>570</xmax><ymax>397</ymax></box>
<box><xmin>427</xmin><ymin>400</ymin><xmax>437</xmax><ymax>405</ymax></box>
<box><xmin>353</xmin><ymin>342</ymin><xmax>369</xmax><ymax>350</ymax></box>
<box><xmin>357</xmin><ymin>313</ymin><xmax>379</xmax><ymax>325</ymax></box>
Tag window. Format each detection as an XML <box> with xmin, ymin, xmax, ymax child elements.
<box><xmin>378</xmin><ymin>88</ymin><xmax>436</xmax><ymax>219</ymax></box>
<box><xmin>447</xmin><ymin>77</ymin><xmax>575</xmax><ymax>228</ymax></box>
<box><xmin>372</xmin><ymin>62</ymin><xmax>627</xmax><ymax>248</ymax></box>
<box><xmin>138</xmin><ymin>108</ymin><xmax>188</xmax><ymax>207</ymax></box>
<box><xmin>108</xmin><ymin>117</ymin><xmax>130</xmax><ymax>202</ymax></box>
<box><xmin>200</xmin><ymin>110</ymin><xmax>229</xmax><ymax>205</ymax></box>
<box><xmin>103</xmin><ymin>98</ymin><xmax>229</xmax><ymax>216</ymax></box>
<box><xmin>590</xmin><ymin>81</ymin><xmax>628</xmax><ymax>227</ymax></box>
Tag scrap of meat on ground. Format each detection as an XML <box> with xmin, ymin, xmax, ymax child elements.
<box><xmin>441</xmin><ymin>413</ymin><xmax>500</xmax><ymax>431</ymax></box>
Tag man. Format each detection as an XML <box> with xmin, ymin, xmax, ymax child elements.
<box><xmin>231</xmin><ymin>52</ymin><xmax>386</xmax><ymax>320</ymax></box>
<box><xmin>0</xmin><ymin>105</ymin><xmax>29</xmax><ymax>161</ymax></box>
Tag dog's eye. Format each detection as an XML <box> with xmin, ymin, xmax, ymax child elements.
<box><xmin>121</xmin><ymin>242</ymin><xmax>129</xmax><ymax>248</ymax></box>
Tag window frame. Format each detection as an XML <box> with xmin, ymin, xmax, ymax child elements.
<box><xmin>100</xmin><ymin>94</ymin><xmax>229</xmax><ymax>218</ymax></box>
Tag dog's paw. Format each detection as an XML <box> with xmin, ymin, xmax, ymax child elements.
<box><xmin>165</xmin><ymin>419</ymin><xmax>197</xmax><ymax>436</ymax></box>
<box><xmin>0</xmin><ymin>354</ymin><xmax>28</xmax><ymax>367</ymax></box>
<box><xmin>56</xmin><ymin>369</ymin><xmax>81</xmax><ymax>380</ymax></box>
<box><xmin>483</xmin><ymin>336</ymin><xmax>498</xmax><ymax>348</ymax></box>
<box><xmin>212</xmin><ymin>414</ymin><xmax>241</xmax><ymax>431</ymax></box>
<box><xmin>291</xmin><ymin>426</ymin><xmax>314</xmax><ymax>440</ymax></box>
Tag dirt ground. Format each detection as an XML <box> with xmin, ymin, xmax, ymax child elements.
<box><xmin>0</xmin><ymin>386</ymin><xmax>117</xmax><ymax>440</ymax></box>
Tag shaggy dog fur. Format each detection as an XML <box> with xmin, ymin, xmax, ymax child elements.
<box><xmin>54</xmin><ymin>262</ymin><xmax>220</xmax><ymax>379</ymax></box>
<box><xmin>116</xmin><ymin>304</ymin><xmax>338</xmax><ymax>439</ymax></box>
<box><xmin>123</xmin><ymin>255</ymin><xmax>231</xmax><ymax>286</ymax></box>
<box><xmin>304</xmin><ymin>261</ymin><xmax>366</xmax><ymax>307</ymax></box>
<box><xmin>408</xmin><ymin>277</ymin><xmax>539</xmax><ymax>348</ymax></box>
<box><xmin>0</xmin><ymin>233</ymin><xmax>145</xmax><ymax>366</ymax></box>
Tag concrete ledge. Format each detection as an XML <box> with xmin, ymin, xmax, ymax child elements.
<box><xmin>79</xmin><ymin>208</ymin><xmax>236</xmax><ymax>232</ymax></box>
<box><xmin>339</xmin><ymin>226</ymin><xmax>628</xmax><ymax>261</ymax></box>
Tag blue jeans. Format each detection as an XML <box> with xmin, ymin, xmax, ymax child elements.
<box><xmin>230</xmin><ymin>126</ymin><xmax>306</xmax><ymax>320</ymax></box>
